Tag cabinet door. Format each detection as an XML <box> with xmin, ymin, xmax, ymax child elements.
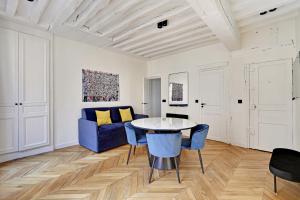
<box><xmin>0</xmin><ymin>28</ymin><xmax>19</xmax><ymax>154</ymax></box>
<box><xmin>18</xmin><ymin>33</ymin><xmax>50</xmax><ymax>151</ymax></box>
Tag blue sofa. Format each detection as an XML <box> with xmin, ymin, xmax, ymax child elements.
<box><xmin>79</xmin><ymin>106</ymin><xmax>148</xmax><ymax>153</ymax></box>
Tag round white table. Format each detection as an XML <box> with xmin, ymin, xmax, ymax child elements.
<box><xmin>131</xmin><ymin>117</ymin><xmax>197</xmax><ymax>131</ymax></box>
<box><xmin>131</xmin><ymin>117</ymin><xmax>197</xmax><ymax>170</ymax></box>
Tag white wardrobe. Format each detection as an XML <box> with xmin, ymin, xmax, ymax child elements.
<box><xmin>0</xmin><ymin>25</ymin><xmax>52</xmax><ymax>162</ymax></box>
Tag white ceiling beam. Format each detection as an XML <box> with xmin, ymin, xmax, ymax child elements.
<box><xmin>137</xmin><ymin>35</ymin><xmax>216</xmax><ymax>56</ymax></box>
<box><xmin>113</xmin><ymin>5</ymin><xmax>191</xmax><ymax>42</ymax></box>
<box><xmin>30</xmin><ymin>0</ymin><xmax>50</xmax><ymax>24</ymax></box>
<box><xmin>101</xmin><ymin>0</ymin><xmax>171</xmax><ymax>37</ymax></box>
<box><xmin>113</xmin><ymin>14</ymin><xmax>199</xmax><ymax>48</ymax></box>
<box><xmin>121</xmin><ymin>23</ymin><xmax>208</xmax><ymax>51</ymax></box>
<box><xmin>71</xmin><ymin>0</ymin><xmax>110</xmax><ymax>28</ymax></box>
<box><xmin>240</xmin><ymin>11</ymin><xmax>299</xmax><ymax>33</ymax></box>
<box><xmin>88</xmin><ymin>0</ymin><xmax>140</xmax><ymax>32</ymax></box>
<box><xmin>50</xmin><ymin>0</ymin><xmax>85</xmax><ymax>30</ymax></box>
<box><xmin>130</xmin><ymin>27</ymin><xmax>212</xmax><ymax>54</ymax></box>
<box><xmin>148</xmin><ymin>39</ymin><xmax>218</xmax><ymax>59</ymax></box>
<box><xmin>145</xmin><ymin>38</ymin><xmax>218</xmax><ymax>58</ymax></box>
<box><xmin>6</xmin><ymin>0</ymin><xmax>19</xmax><ymax>16</ymax></box>
<box><xmin>186</xmin><ymin>0</ymin><xmax>240</xmax><ymax>50</ymax></box>
<box><xmin>133</xmin><ymin>31</ymin><xmax>213</xmax><ymax>55</ymax></box>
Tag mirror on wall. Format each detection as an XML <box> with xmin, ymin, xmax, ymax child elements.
<box><xmin>168</xmin><ymin>72</ymin><xmax>188</xmax><ymax>106</ymax></box>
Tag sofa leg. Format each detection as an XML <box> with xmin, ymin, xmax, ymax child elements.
<box><xmin>274</xmin><ymin>175</ymin><xmax>277</xmax><ymax>194</ymax></box>
<box><xmin>127</xmin><ymin>145</ymin><xmax>132</xmax><ymax>165</ymax></box>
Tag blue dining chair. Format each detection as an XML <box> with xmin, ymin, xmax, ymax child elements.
<box><xmin>146</xmin><ymin>132</ymin><xmax>182</xmax><ymax>183</ymax></box>
<box><xmin>124</xmin><ymin>122</ymin><xmax>149</xmax><ymax>165</ymax></box>
<box><xmin>181</xmin><ymin>124</ymin><xmax>209</xmax><ymax>174</ymax></box>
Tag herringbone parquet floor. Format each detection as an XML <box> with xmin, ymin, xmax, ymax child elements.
<box><xmin>0</xmin><ymin>140</ymin><xmax>299</xmax><ymax>200</ymax></box>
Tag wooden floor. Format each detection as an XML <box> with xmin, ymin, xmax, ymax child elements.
<box><xmin>0</xmin><ymin>140</ymin><xmax>299</xmax><ymax>200</ymax></box>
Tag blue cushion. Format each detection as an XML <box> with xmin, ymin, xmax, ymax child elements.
<box><xmin>83</xmin><ymin>106</ymin><xmax>135</xmax><ymax>123</ymax></box>
<box><xmin>181</xmin><ymin>137</ymin><xmax>191</xmax><ymax>149</ymax></box>
<box><xmin>98</xmin><ymin>122</ymin><xmax>124</xmax><ymax>136</ymax></box>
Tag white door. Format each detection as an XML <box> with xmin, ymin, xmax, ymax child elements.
<box><xmin>143</xmin><ymin>78</ymin><xmax>151</xmax><ymax>116</ymax></box>
<box><xmin>0</xmin><ymin>28</ymin><xmax>19</xmax><ymax>154</ymax></box>
<box><xmin>199</xmin><ymin>68</ymin><xmax>228</xmax><ymax>143</ymax></box>
<box><xmin>18</xmin><ymin>33</ymin><xmax>50</xmax><ymax>151</ymax></box>
<box><xmin>249</xmin><ymin>59</ymin><xmax>293</xmax><ymax>152</ymax></box>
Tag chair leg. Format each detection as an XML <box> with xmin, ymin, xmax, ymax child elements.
<box><xmin>126</xmin><ymin>145</ymin><xmax>132</xmax><ymax>165</ymax></box>
<box><xmin>145</xmin><ymin>145</ymin><xmax>151</xmax><ymax>166</ymax></box>
<box><xmin>174</xmin><ymin>157</ymin><xmax>181</xmax><ymax>183</ymax></box>
<box><xmin>149</xmin><ymin>156</ymin><xmax>156</xmax><ymax>183</ymax></box>
<box><xmin>133</xmin><ymin>146</ymin><xmax>136</xmax><ymax>155</ymax></box>
<box><xmin>198</xmin><ymin>150</ymin><xmax>205</xmax><ymax>174</ymax></box>
<box><xmin>274</xmin><ymin>175</ymin><xmax>277</xmax><ymax>194</ymax></box>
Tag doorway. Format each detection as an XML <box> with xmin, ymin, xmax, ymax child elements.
<box><xmin>143</xmin><ymin>77</ymin><xmax>161</xmax><ymax>117</ymax></box>
<box><xmin>199</xmin><ymin>67</ymin><xmax>229</xmax><ymax>143</ymax></box>
<box><xmin>249</xmin><ymin>59</ymin><xmax>293</xmax><ymax>152</ymax></box>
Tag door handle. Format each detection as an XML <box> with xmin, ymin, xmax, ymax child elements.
<box><xmin>15</xmin><ymin>103</ymin><xmax>18</xmax><ymax>106</ymax></box>
<box><xmin>201</xmin><ymin>103</ymin><xmax>206</xmax><ymax>108</ymax></box>
<box><xmin>19</xmin><ymin>103</ymin><xmax>23</xmax><ymax>105</ymax></box>
<box><xmin>142</xmin><ymin>103</ymin><xmax>148</xmax><ymax>104</ymax></box>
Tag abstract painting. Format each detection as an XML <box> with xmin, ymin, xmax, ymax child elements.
<box><xmin>171</xmin><ymin>82</ymin><xmax>183</xmax><ymax>101</ymax></box>
<box><xmin>82</xmin><ymin>69</ymin><xmax>119</xmax><ymax>102</ymax></box>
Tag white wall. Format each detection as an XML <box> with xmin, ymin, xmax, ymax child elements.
<box><xmin>147</xmin><ymin>18</ymin><xmax>297</xmax><ymax>149</ymax></box>
<box><xmin>54</xmin><ymin>36</ymin><xmax>147</xmax><ymax>148</ymax></box>
<box><xmin>147</xmin><ymin>43</ymin><xmax>230</xmax><ymax>122</ymax></box>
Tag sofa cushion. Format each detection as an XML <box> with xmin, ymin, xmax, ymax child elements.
<box><xmin>98</xmin><ymin>122</ymin><xmax>125</xmax><ymax>136</ymax></box>
<box><xmin>84</xmin><ymin>106</ymin><xmax>135</xmax><ymax>123</ymax></box>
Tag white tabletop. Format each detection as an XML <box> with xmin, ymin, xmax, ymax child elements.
<box><xmin>131</xmin><ymin>117</ymin><xmax>197</xmax><ymax>131</ymax></box>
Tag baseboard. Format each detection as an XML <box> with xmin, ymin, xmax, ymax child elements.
<box><xmin>54</xmin><ymin>140</ymin><xmax>79</xmax><ymax>149</ymax></box>
<box><xmin>0</xmin><ymin>145</ymin><xmax>54</xmax><ymax>163</ymax></box>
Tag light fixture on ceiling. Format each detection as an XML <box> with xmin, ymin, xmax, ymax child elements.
<box><xmin>157</xmin><ymin>20</ymin><xmax>168</xmax><ymax>29</ymax></box>
<box><xmin>259</xmin><ymin>8</ymin><xmax>277</xmax><ymax>16</ymax></box>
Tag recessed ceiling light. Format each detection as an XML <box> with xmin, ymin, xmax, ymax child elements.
<box><xmin>269</xmin><ymin>8</ymin><xmax>277</xmax><ymax>12</ymax></box>
<box><xmin>260</xmin><ymin>11</ymin><xmax>268</xmax><ymax>15</ymax></box>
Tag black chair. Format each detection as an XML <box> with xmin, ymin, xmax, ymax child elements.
<box><xmin>269</xmin><ymin>148</ymin><xmax>300</xmax><ymax>194</ymax></box>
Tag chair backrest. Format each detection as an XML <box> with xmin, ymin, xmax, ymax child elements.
<box><xmin>146</xmin><ymin>132</ymin><xmax>182</xmax><ymax>158</ymax></box>
<box><xmin>190</xmin><ymin>124</ymin><xmax>209</xmax><ymax>150</ymax></box>
<box><xmin>124</xmin><ymin>122</ymin><xmax>137</xmax><ymax>145</ymax></box>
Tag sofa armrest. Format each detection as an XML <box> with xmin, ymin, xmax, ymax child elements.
<box><xmin>134</xmin><ymin>114</ymin><xmax>149</xmax><ymax>119</ymax></box>
<box><xmin>78</xmin><ymin>118</ymin><xmax>99</xmax><ymax>152</ymax></box>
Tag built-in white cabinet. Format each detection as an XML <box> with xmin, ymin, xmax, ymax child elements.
<box><xmin>0</xmin><ymin>27</ymin><xmax>50</xmax><ymax>158</ymax></box>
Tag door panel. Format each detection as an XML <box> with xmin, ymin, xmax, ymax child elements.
<box><xmin>249</xmin><ymin>60</ymin><xmax>292</xmax><ymax>151</ymax></box>
<box><xmin>143</xmin><ymin>78</ymin><xmax>151</xmax><ymax>116</ymax></box>
<box><xmin>199</xmin><ymin>68</ymin><xmax>227</xmax><ymax>142</ymax></box>
<box><xmin>0</xmin><ymin>28</ymin><xmax>19</xmax><ymax>154</ymax></box>
<box><xmin>19</xmin><ymin>33</ymin><xmax>49</xmax><ymax>151</ymax></box>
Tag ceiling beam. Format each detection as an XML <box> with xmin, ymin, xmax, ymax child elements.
<box><xmin>50</xmin><ymin>0</ymin><xmax>85</xmax><ymax>30</ymax></box>
<box><xmin>6</xmin><ymin>0</ymin><xmax>19</xmax><ymax>16</ymax></box>
<box><xmin>71</xmin><ymin>0</ymin><xmax>110</xmax><ymax>28</ymax></box>
<box><xmin>186</xmin><ymin>0</ymin><xmax>240</xmax><ymax>50</ymax></box>
<box><xmin>101</xmin><ymin>0</ymin><xmax>171</xmax><ymax>37</ymax></box>
<box><xmin>145</xmin><ymin>38</ymin><xmax>218</xmax><ymax>58</ymax></box>
<box><xmin>88</xmin><ymin>0</ymin><xmax>140</xmax><ymax>33</ymax></box>
<box><xmin>113</xmin><ymin>5</ymin><xmax>190</xmax><ymax>42</ymax></box>
<box><xmin>122</xmin><ymin>24</ymin><xmax>211</xmax><ymax>51</ymax></box>
<box><xmin>113</xmin><ymin>14</ymin><xmax>199</xmax><ymax>48</ymax></box>
<box><xmin>121</xmin><ymin>22</ymin><xmax>208</xmax><ymax>51</ymax></box>
<box><xmin>132</xmin><ymin>30</ymin><xmax>214</xmax><ymax>55</ymax></box>
<box><xmin>137</xmin><ymin>35</ymin><xmax>216</xmax><ymax>56</ymax></box>
<box><xmin>30</xmin><ymin>0</ymin><xmax>50</xmax><ymax>24</ymax></box>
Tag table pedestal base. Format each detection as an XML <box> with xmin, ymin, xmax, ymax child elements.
<box><xmin>150</xmin><ymin>156</ymin><xmax>180</xmax><ymax>170</ymax></box>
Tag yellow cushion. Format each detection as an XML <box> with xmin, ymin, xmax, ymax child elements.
<box><xmin>96</xmin><ymin>110</ymin><xmax>112</xmax><ymax>126</ymax></box>
<box><xmin>119</xmin><ymin>108</ymin><xmax>133</xmax><ymax>122</ymax></box>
